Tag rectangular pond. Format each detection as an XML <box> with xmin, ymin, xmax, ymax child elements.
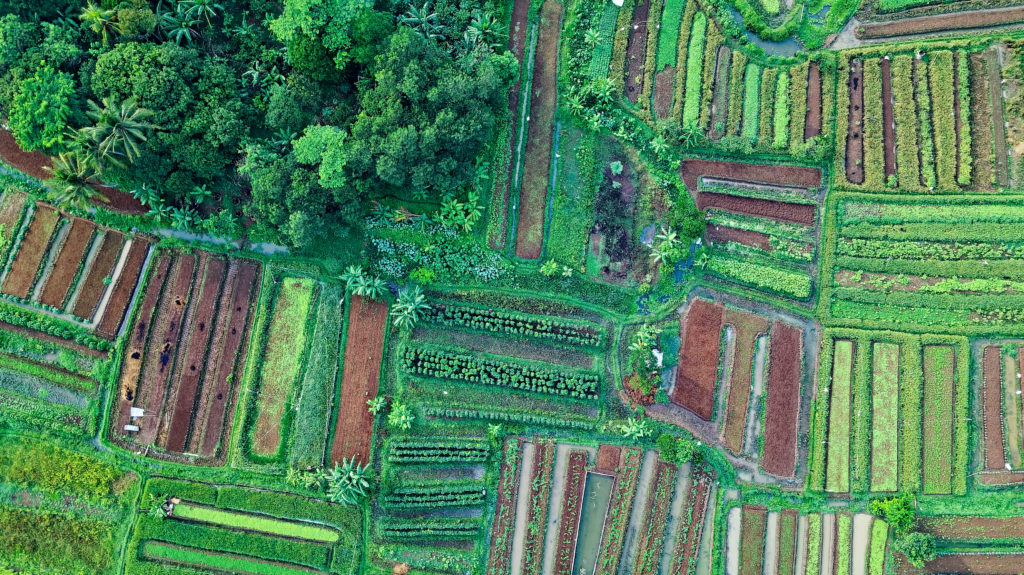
<box><xmin>572</xmin><ymin>471</ymin><xmax>614</xmax><ymax>575</ymax></box>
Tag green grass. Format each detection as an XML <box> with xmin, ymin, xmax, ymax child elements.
<box><xmin>773</xmin><ymin>71</ymin><xmax>790</xmax><ymax>149</ymax></box>
<box><xmin>656</xmin><ymin>0</ymin><xmax>684</xmax><ymax>69</ymax></box>
<box><xmin>929</xmin><ymin>51</ymin><xmax>958</xmax><ymax>190</ymax></box>
<box><xmin>760</xmin><ymin>0</ymin><xmax>781</xmax><ymax>14</ymax></box>
<box><xmin>171</xmin><ymin>503</ymin><xmax>339</xmax><ymax>543</ymax></box>
<box><xmin>742</xmin><ymin>62</ymin><xmax>762</xmax><ymax>140</ymax></box>
<box><xmin>826</xmin><ymin>340</ymin><xmax>853</xmax><ymax>493</ymax></box>
<box><xmin>682</xmin><ymin>12</ymin><xmax>708</xmax><ymax>127</ymax></box>
<box><xmin>922</xmin><ymin>345</ymin><xmax>954</xmax><ymax>494</ymax></box>
<box><xmin>870</xmin><ymin>342</ymin><xmax>900</xmax><ymax>492</ymax></box>
<box><xmin>143</xmin><ymin>542</ymin><xmax>315</xmax><ymax>575</ymax></box>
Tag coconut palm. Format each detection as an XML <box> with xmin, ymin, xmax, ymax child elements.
<box><xmin>79</xmin><ymin>2</ymin><xmax>117</xmax><ymax>46</ymax></box>
<box><xmin>45</xmin><ymin>151</ymin><xmax>107</xmax><ymax>211</ymax></box>
<box><xmin>82</xmin><ymin>98</ymin><xmax>156</xmax><ymax>168</ymax></box>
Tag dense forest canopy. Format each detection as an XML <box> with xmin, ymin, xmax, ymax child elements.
<box><xmin>0</xmin><ymin>0</ymin><xmax>515</xmax><ymax>250</ymax></box>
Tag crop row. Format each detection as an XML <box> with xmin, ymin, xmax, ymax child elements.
<box><xmin>681</xmin><ymin>12</ymin><xmax>708</xmax><ymax>128</ymax></box>
<box><xmin>403</xmin><ymin>345</ymin><xmax>600</xmax><ymax>399</ymax></box>
<box><xmin>841</xmin><ymin>200</ymin><xmax>1024</xmax><ymax>225</ymax></box>
<box><xmin>595</xmin><ymin>448</ymin><xmax>643</xmax><ymax>575</ymax></box>
<box><xmin>424</xmin><ymin>303</ymin><xmax>603</xmax><ymax>347</ymax></box>
<box><xmin>381</xmin><ymin>481</ymin><xmax>487</xmax><ymax>509</ymax></box>
<box><xmin>378</xmin><ymin>517</ymin><xmax>480</xmax><ymax>540</ymax></box>
<box><xmin>708</xmin><ymin>254</ymin><xmax>812</xmax><ymax>299</ymax></box>
<box><xmin>521</xmin><ymin>441</ymin><xmax>555</xmax><ymax>575</ymax></box>
<box><xmin>171</xmin><ymin>503</ymin><xmax>339</xmax><ymax>543</ymax></box>
<box><xmin>553</xmin><ymin>451</ymin><xmax>588</xmax><ymax>573</ymax></box>
<box><xmin>632</xmin><ymin>462</ymin><xmax>678</xmax><ymax>574</ymax></box>
<box><xmin>758</xmin><ymin>69</ymin><xmax>777</xmax><ymax>150</ymax></box>
<box><xmin>420</xmin><ymin>406</ymin><xmax>599</xmax><ymax>429</ymax></box>
<box><xmin>706</xmin><ymin>208</ymin><xmax>813</xmax><ymax>238</ymax></box>
<box><xmin>485</xmin><ymin>439</ymin><xmax>521</xmax><ymax>575</ymax></box>
<box><xmin>742</xmin><ymin>63</ymin><xmax>761</xmax><ymax>140</ymax></box>
<box><xmin>773</xmin><ymin>71</ymin><xmax>791</xmax><ymax>149</ymax></box>
<box><xmin>835</xmin><ymin>238</ymin><xmax>1024</xmax><ymax>261</ymax></box>
<box><xmin>143</xmin><ymin>542</ymin><xmax>311</xmax><ymax>575</ymax></box>
<box><xmin>387</xmin><ymin>437</ymin><xmax>491</xmax><ymax>464</ymax></box>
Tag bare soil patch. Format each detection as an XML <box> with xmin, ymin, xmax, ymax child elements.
<box><xmin>596</xmin><ymin>444</ymin><xmax>621</xmax><ymax>474</ymax></box>
<box><xmin>681</xmin><ymin>159</ymin><xmax>822</xmax><ymax>192</ymax></box>
<box><xmin>38</xmin><ymin>218</ymin><xmax>95</xmax><ymax>308</ymax></box>
<box><xmin>0</xmin><ymin>130</ymin><xmax>50</xmax><ymax>180</ymax></box>
<box><xmin>698</xmin><ymin>192</ymin><xmax>816</xmax><ymax>226</ymax></box>
<box><xmin>705</xmin><ymin>223</ymin><xmax>771</xmax><ymax>251</ymax></box>
<box><xmin>922</xmin><ymin>554</ymin><xmax>1024</xmax><ymax>574</ymax></box>
<box><xmin>329</xmin><ymin>294</ymin><xmax>389</xmax><ymax>464</ymax></box>
<box><xmin>96</xmin><ymin>238</ymin><xmax>150</xmax><ymax>337</ymax></box>
<box><xmin>721</xmin><ymin>309</ymin><xmax>769</xmax><ymax>454</ymax></box>
<box><xmin>805</xmin><ymin>62</ymin><xmax>823</xmax><ymax>140</ymax></box>
<box><xmin>983</xmin><ymin>346</ymin><xmax>1006</xmax><ymax>470</ymax></box>
<box><xmin>845</xmin><ymin>58</ymin><xmax>866</xmax><ymax>185</ymax></box>
<box><xmin>672</xmin><ymin>298</ymin><xmax>724</xmax><ymax>421</ymax></box>
<box><xmin>654</xmin><ymin>66</ymin><xmax>677</xmax><ymax>119</ymax></box>
<box><xmin>0</xmin><ymin>192</ymin><xmax>26</xmax><ymax>233</ymax></box>
<box><xmin>624</xmin><ymin>0</ymin><xmax>652</xmax><ymax>104</ymax></box>
<box><xmin>920</xmin><ymin>515</ymin><xmax>1024</xmax><ymax>539</ymax></box>
<box><xmin>514</xmin><ymin>0</ymin><xmax>563</xmax><ymax>259</ymax></box>
<box><xmin>859</xmin><ymin>5</ymin><xmax>1024</xmax><ymax>38</ymax></box>
<box><xmin>761</xmin><ymin>321</ymin><xmax>803</xmax><ymax>478</ymax></box>
<box><xmin>2</xmin><ymin>205</ymin><xmax>59</xmax><ymax>299</ymax></box>
<box><xmin>880</xmin><ymin>58</ymin><xmax>897</xmax><ymax>179</ymax></box>
<box><xmin>71</xmin><ymin>231</ymin><xmax>124</xmax><ymax>319</ymax></box>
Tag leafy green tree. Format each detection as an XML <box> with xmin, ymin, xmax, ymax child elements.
<box><xmin>893</xmin><ymin>532</ymin><xmax>935</xmax><ymax>568</ymax></box>
<box><xmin>45</xmin><ymin>151</ymin><xmax>108</xmax><ymax>210</ymax></box>
<box><xmin>7</xmin><ymin>63</ymin><xmax>73</xmax><ymax>152</ymax></box>
<box><xmin>292</xmin><ymin>125</ymin><xmax>347</xmax><ymax>189</ymax></box>
<box><xmin>271</xmin><ymin>0</ymin><xmax>376</xmax><ymax>72</ymax></box>
<box><xmin>0</xmin><ymin>15</ymin><xmax>40</xmax><ymax>72</ymax></box>
<box><xmin>870</xmin><ymin>495</ymin><xmax>916</xmax><ymax>534</ymax></box>
<box><xmin>116</xmin><ymin>7</ymin><xmax>157</xmax><ymax>38</ymax></box>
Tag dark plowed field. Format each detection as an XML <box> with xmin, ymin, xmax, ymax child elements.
<box><xmin>2</xmin><ymin>205</ymin><xmax>59</xmax><ymax>299</ymax></box>
<box><xmin>706</xmin><ymin>223</ymin><xmax>771</xmax><ymax>251</ymax></box>
<box><xmin>673</xmin><ymin>298</ymin><xmax>724</xmax><ymax>421</ymax></box>
<box><xmin>698</xmin><ymin>193</ymin><xmax>817</xmax><ymax>226</ymax></box>
<box><xmin>0</xmin><ymin>129</ymin><xmax>50</xmax><ymax>180</ymax></box>
<box><xmin>96</xmin><ymin>238</ymin><xmax>151</xmax><ymax>337</ymax></box>
<box><xmin>860</xmin><ymin>5</ymin><xmax>1024</xmax><ymax>38</ymax></box>
<box><xmin>653</xmin><ymin>66</ymin><xmax>676</xmax><ymax>119</ymax></box>
<box><xmin>596</xmin><ymin>444</ymin><xmax>621</xmax><ymax>474</ymax></box>
<box><xmin>624</xmin><ymin>0</ymin><xmax>651</xmax><ymax>104</ymax></box>
<box><xmin>681</xmin><ymin>159</ymin><xmax>822</xmax><ymax>192</ymax></box>
<box><xmin>72</xmin><ymin>231</ymin><xmax>125</xmax><ymax>319</ymax></box>
<box><xmin>983</xmin><ymin>346</ymin><xmax>1005</xmax><ymax>471</ymax></box>
<box><xmin>761</xmin><ymin>322</ymin><xmax>803</xmax><ymax>478</ymax></box>
<box><xmin>845</xmin><ymin>58</ymin><xmax>865</xmax><ymax>185</ymax></box>
<box><xmin>920</xmin><ymin>515</ymin><xmax>1024</xmax><ymax>539</ymax></box>
<box><xmin>38</xmin><ymin>218</ymin><xmax>95</xmax><ymax>308</ymax></box>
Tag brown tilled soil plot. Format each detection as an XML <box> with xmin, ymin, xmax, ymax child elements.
<box><xmin>72</xmin><ymin>231</ymin><xmax>125</xmax><ymax>319</ymax></box>
<box><xmin>329</xmin><ymin>295</ymin><xmax>389</xmax><ymax>464</ymax></box>
<box><xmin>860</xmin><ymin>5</ymin><xmax>1024</xmax><ymax>38</ymax></box>
<box><xmin>845</xmin><ymin>58</ymin><xmax>865</xmax><ymax>185</ymax></box>
<box><xmin>198</xmin><ymin>261</ymin><xmax>259</xmax><ymax>457</ymax></box>
<box><xmin>670</xmin><ymin>467</ymin><xmax>715</xmax><ymax>574</ymax></box>
<box><xmin>38</xmin><ymin>218</ymin><xmax>95</xmax><ymax>308</ymax></box>
<box><xmin>681</xmin><ymin>159</ymin><xmax>822</xmax><ymax>192</ymax></box>
<box><xmin>553</xmin><ymin>450</ymin><xmax>589</xmax><ymax>574</ymax></box>
<box><xmin>721</xmin><ymin>309</ymin><xmax>769</xmax><ymax>454</ymax></box>
<box><xmin>514</xmin><ymin>0</ymin><xmax>563</xmax><ymax>260</ymax></box>
<box><xmin>653</xmin><ymin>66</ymin><xmax>676</xmax><ymax>119</ymax></box>
<box><xmin>136</xmin><ymin>254</ymin><xmax>197</xmax><ymax>446</ymax></box>
<box><xmin>881</xmin><ymin>58</ymin><xmax>897</xmax><ymax>179</ymax></box>
<box><xmin>624</xmin><ymin>0</ymin><xmax>651</xmax><ymax>104</ymax></box>
<box><xmin>760</xmin><ymin>321</ymin><xmax>803</xmax><ymax>478</ymax></box>
<box><xmin>486</xmin><ymin>438</ymin><xmax>523</xmax><ymax>574</ymax></box>
<box><xmin>673</xmin><ymin>298</ymin><xmax>724</xmax><ymax>421</ymax></box>
<box><xmin>983</xmin><ymin>346</ymin><xmax>1006</xmax><ymax>470</ymax></box>
<box><xmin>920</xmin><ymin>515</ymin><xmax>1024</xmax><ymax>539</ymax></box>
<box><xmin>2</xmin><ymin>205</ymin><xmax>59</xmax><ymax>299</ymax></box>
<box><xmin>163</xmin><ymin>257</ymin><xmax>226</xmax><ymax>453</ymax></box>
<box><xmin>0</xmin><ymin>130</ymin><xmax>50</xmax><ymax>180</ymax></box>
<box><xmin>921</xmin><ymin>554</ymin><xmax>1024</xmax><ymax>574</ymax></box>
<box><xmin>705</xmin><ymin>223</ymin><xmax>771</xmax><ymax>251</ymax></box>
<box><xmin>96</xmin><ymin>238</ymin><xmax>151</xmax><ymax>337</ymax></box>
<box><xmin>595</xmin><ymin>444</ymin><xmax>621</xmax><ymax>474</ymax></box>
<box><xmin>698</xmin><ymin>193</ymin><xmax>817</xmax><ymax>226</ymax></box>
<box><xmin>805</xmin><ymin>62</ymin><xmax>822</xmax><ymax>140</ymax></box>
<box><xmin>740</xmin><ymin>506</ymin><xmax>768</xmax><ymax>575</ymax></box>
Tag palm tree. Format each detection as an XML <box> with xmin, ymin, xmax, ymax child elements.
<box><xmin>467</xmin><ymin>11</ymin><xmax>502</xmax><ymax>49</ymax></box>
<box><xmin>399</xmin><ymin>3</ymin><xmax>445</xmax><ymax>41</ymax></box>
<box><xmin>45</xmin><ymin>152</ymin><xmax>107</xmax><ymax>211</ymax></box>
<box><xmin>181</xmin><ymin>0</ymin><xmax>224</xmax><ymax>27</ymax></box>
<box><xmin>79</xmin><ymin>2</ymin><xmax>117</xmax><ymax>46</ymax></box>
<box><xmin>390</xmin><ymin>285</ymin><xmax>430</xmax><ymax>331</ymax></box>
<box><xmin>82</xmin><ymin>98</ymin><xmax>156</xmax><ymax>168</ymax></box>
<box><xmin>161</xmin><ymin>5</ymin><xmax>200</xmax><ymax>46</ymax></box>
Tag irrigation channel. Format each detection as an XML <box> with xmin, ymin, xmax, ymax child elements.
<box><xmin>571</xmin><ymin>472</ymin><xmax>614</xmax><ymax>574</ymax></box>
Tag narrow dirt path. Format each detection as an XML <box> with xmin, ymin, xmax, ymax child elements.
<box><xmin>795</xmin><ymin>514</ymin><xmax>810</xmax><ymax>575</ymax></box>
<box><xmin>821</xmin><ymin>514</ymin><xmax>836</xmax><ymax>575</ymax></box>
<box><xmin>725</xmin><ymin>506</ymin><xmax>742</xmax><ymax>575</ymax></box>
<box><xmin>510</xmin><ymin>441</ymin><xmax>536</xmax><ymax>575</ymax></box>
<box><xmin>658</xmin><ymin>463</ymin><xmax>693</xmax><ymax>574</ymax></box>
<box><xmin>744</xmin><ymin>335</ymin><xmax>769</xmax><ymax>457</ymax></box>
<box><xmin>618</xmin><ymin>450</ymin><xmax>659</xmax><ymax>574</ymax></box>
<box><xmin>542</xmin><ymin>443</ymin><xmax>595</xmax><ymax>575</ymax></box>
<box><xmin>852</xmin><ymin>514</ymin><xmax>873</xmax><ymax>575</ymax></box>
<box><xmin>764</xmin><ymin>511</ymin><xmax>780</xmax><ymax>575</ymax></box>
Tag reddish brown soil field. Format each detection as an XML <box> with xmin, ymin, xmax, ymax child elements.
<box><xmin>761</xmin><ymin>322</ymin><xmax>803</xmax><ymax>478</ymax></box>
<box><xmin>514</xmin><ymin>0</ymin><xmax>563</xmax><ymax>260</ymax></box>
<box><xmin>920</xmin><ymin>516</ymin><xmax>1024</xmax><ymax>539</ymax></box>
<box><xmin>486</xmin><ymin>438</ymin><xmax>523</xmax><ymax>574</ymax></box>
<box><xmin>94</xmin><ymin>185</ymin><xmax>145</xmax><ymax>214</ymax></box>
<box><xmin>198</xmin><ymin>261</ymin><xmax>259</xmax><ymax>457</ymax></box>
<box><xmin>553</xmin><ymin>450</ymin><xmax>589</xmax><ymax>574</ymax></box>
<box><xmin>805</xmin><ymin>62</ymin><xmax>823</xmax><ymax>140</ymax></box>
<box><xmin>329</xmin><ymin>295</ymin><xmax>389</xmax><ymax>464</ymax></box>
<box><xmin>721</xmin><ymin>309</ymin><xmax>769</xmax><ymax>454</ymax></box>
<box><xmin>669</xmin><ymin>467</ymin><xmax>716</xmax><ymax>575</ymax></box>
<box><xmin>921</xmin><ymin>554</ymin><xmax>1024</xmax><ymax>574</ymax></box>
<box><xmin>2</xmin><ymin>205</ymin><xmax>59</xmax><ymax>299</ymax></box>
<box><xmin>71</xmin><ymin>231</ymin><xmax>125</xmax><ymax>319</ymax></box>
<box><xmin>740</xmin><ymin>506</ymin><xmax>768</xmax><ymax>575</ymax></box>
<box><xmin>706</xmin><ymin>223</ymin><xmax>771</xmax><ymax>251</ymax></box>
<box><xmin>163</xmin><ymin>258</ymin><xmax>227</xmax><ymax>453</ymax></box>
<box><xmin>136</xmin><ymin>254</ymin><xmax>197</xmax><ymax>446</ymax></box>
<box><xmin>653</xmin><ymin>66</ymin><xmax>676</xmax><ymax>119</ymax></box>
<box><xmin>96</xmin><ymin>238</ymin><xmax>151</xmax><ymax>337</ymax></box>
<box><xmin>845</xmin><ymin>58</ymin><xmax>865</xmax><ymax>185</ymax></box>
<box><xmin>983</xmin><ymin>346</ymin><xmax>1006</xmax><ymax>471</ymax></box>
<box><xmin>38</xmin><ymin>218</ymin><xmax>95</xmax><ymax>308</ymax></box>
<box><xmin>698</xmin><ymin>192</ymin><xmax>817</xmax><ymax>226</ymax></box>
<box><xmin>0</xmin><ymin>320</ymin><xmax>107</xmax><ymax>358</ymax></box>
<box><xmin>0</xmin><ymin>130</ymin><xmax>51</xmax><ymax>180</ymax></box>
<box><xmin>880</xmin><ymin>58</ymin><xmax>896</xmax><ymax>179</ymax></box>
<box><xmin>523</xmin><ymin>441</ymin><xmax>555</xmax><ymax>575</ymax></box>
<box><xmin>624</xmin><ymin>0</ymin><xmax>651</xmax><ymax>104</ymax></box>
<box><xmin>633</xmin><ymin>460</ymin><xmax>678</xmax><ymax>575</ymax></box>
<box><xmin>681</xmin><ymin>159</ymin><xmax>822</xmax><ymax>192</ymax></box>
<box><xmin>595</xmin><ymin>444</ymin><xmax>621</xmax><ymax>474</ymax></box>
<box><xmin>672</xmin><ymin>298</ymin><xmax>725</xmax><ymax>421</ymax></box>
<box><xmin>976</xmin><ymin>471</ymin><xmax>1024</xmax><ymax>485</ymax></box>
<box><xmin>115</xmin><ymin>255</ymin><xmax>172</xmax><ymax>431</ymax></box>
<box><xmin>860</xmin><ymin>5</ymin><xmax>1024</xmax><ymax>38</ymax></box>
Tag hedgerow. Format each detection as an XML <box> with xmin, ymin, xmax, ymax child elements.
<box><xmin>423</xmin><ymin>302</ymin><xmax>604</xmax><ymax>347</ymax></box>
<box><xmin>419</xmin><ymin>405</ymin><xmax>598</xmax><ymax>429</ymax></box>
<box><xmin>403</xmin><ymin>344</ymin><xmax>600</xmax><ymax>399</ymax></box>
<box><xmin>682</xmin><ymin>12</ymin><xmax>709</xmax><ymax>128</ymax></box>
<box><xmin>741</xmin><ymin>62</ymin><xmax>762</xmax><ymax>140</ymax></box>
<box><xmin>708</xmin><ymin>254</ymin><xmax>812</xmax><ymax>300</ymax></box>
<box><xmin>773</xmin><ymin>70</ymin><xmax>791</xmax><ymax>149</ymax></box>
<box><xmin>387</xmin><ymin>437</ymin><xmax>490</xmax><ymax>464</ymax></box>
<box><xmin>956</xmin><ymin>50</ymin><xmax>973</xmax><ymax>187</ymax></box>
<box><xmin>892</xmin><ymin>55</ymin><xmax>922</xmax><ymax>189</ymax></box>
<box><xmin>929</xmin><ymin>51</ymin><xmax>958</xmax><ymax>190</ymax></box>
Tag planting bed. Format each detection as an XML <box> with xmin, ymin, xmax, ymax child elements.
<box><xmin>672</xmin><ymin>298</ymin><xmax>724</xmax><ymax>420</ymax></box>
<box><xmin>880</xmin><ymin>58</ymin><xmax>896</xmax><ymax>179</ymax></box>
<box><xmin>96</xmin><ymin>237</ymin><xmax>151</xmax><ymax>337</ymax></box>
<box><xmin>983</xmin><ymin>346</ymin><xmax>1006</xmax><ymax>471</ymax></box>
<box><xmin>37</xmin><ymin>218</ymin><xmax>94</xmax><ymax>309</ymax></box>
<box><xmin>920</xmin><ymin>553</ymin><xmax>1024</xmax><ymax>574</ymax></box>
<box><xmin>740</xmin><ymin>506</ymin><xmax>768</xmax><ymax>575</ymax></box>
<box><xmin>595</xmin><ymin>444</ymin><xmax>620</xmax><ymax>474</ymax></box>
<box><xmin>761</xmin><ymin>321</ymin><xmax>803</xmax><ymax>478</ymax></box>
<box><xmin>595</xmin><ymin>447</ymin><xmax>642</xmax><ymax>575</ymax></box>
<box><xmin>668</xmin><ymin>466</ymin><xmax>715</xmax><ymax>575</ymax></box>
<box><xmin>721</xmin><ymin>308</ymin><xmax>769</xmax><ymax>453</ymax></box>
<box><xmin>826</xmin><ymin>340</ymin><xmax>854</xmax><ymax>493</ymax></box>
<box><xmin>553</xmin><ymin>450</ymin><xmax>588</xmax><ymax>574</ymax></box>
<box><xmin>705</xmin><ymin>224</ymin><xmax>771</xmax><ymax>251</ymax></box>
<box><xmin>486</xmin><ymin>438</ymin><xmax>522</xmax><ymax>574</ymax></box>
<box><xmin>681</xmin><ymin>159</ymin><xmax>822</xmax><ymax>193</ymax></box>
<box><xmin>631</xmin><ymin>460</ymin><xmax>678</xmax><ymax>575</ymax></box>
<box><xmin>698</xmin><ymin>193</ymin><xmax>817</xmax><ymax>226</ymax></box>
<box><xmin>521</xmin><ymin>440</ymin><xmax>555</xmax><ymax>575</ymax></box>
<box><xmin>514</xmin><ymin>0</ymin><xmax>563</xmax><ymax>260</ymax></box>
<box><xmin>859</xmin><ymin>5</ymin><xmax>1024</xmax><ymax>38</ymax></box>
<box><xmin>871</xmin><ymin>342</ymin><xmax>900</xmax><ymax>491</ymax></box>
<box><xmin>2</xmin><ymin>205</ymin><xmax>59</xmax><ymax>299</ymax></box>
<box><xmin>922</xmin><ymin>345</ymin><xmax>955</xmax><ymax>494</ymax></box>
<box><xmin>71</xmin><ymin>231</ymin><xmax>125</xmax><ymax>319</ymax></box>
<box><xmin>845</xmin><ymin>59</ymin><xmax>865</xmax><ymax>185</ymax></box>
<box><xmin>805</xmin><ymin>61</ymin><xmax>823</xmax><ymax>139</ymax></box>
<box><xmin>623</xmin><ymin>0</ymin><xmax>650</xmax><ymax>104</ymax></box>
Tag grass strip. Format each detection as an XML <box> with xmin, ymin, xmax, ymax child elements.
<box><xmin>171</xmin><ymin>503</ymin><xmax>339</xmax><ymax>543</ymax></box>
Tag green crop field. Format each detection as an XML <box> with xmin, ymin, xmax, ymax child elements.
<box><xmin>870</xmin><ymin>342</ymin><xmax>900</xmax><ymax>492</ymax></box>
<box><xmin>827</xmin><ymin>339</ymin><xmax>854</xmax><ymax>493</ymax></box>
